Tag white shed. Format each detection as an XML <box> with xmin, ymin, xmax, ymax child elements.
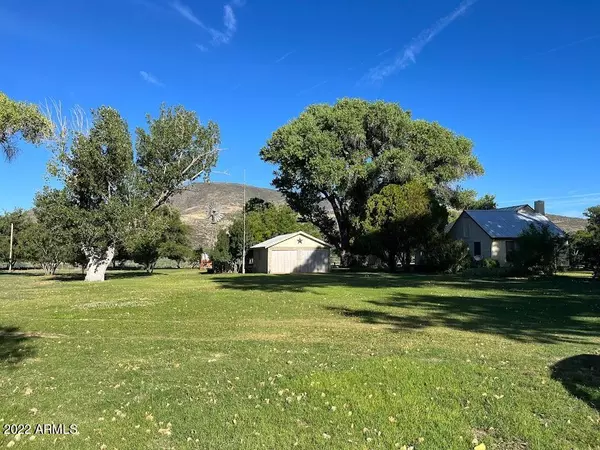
<box><xmin>250</xmin><ymin>231</ymin><xmax>332</xmax><ymax>274</ymax></box>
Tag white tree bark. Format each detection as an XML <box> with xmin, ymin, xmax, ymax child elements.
<box><xmin>84</xmin><ymin>246</ymin><xmax>115</xmax><ymax>282</ymax></box>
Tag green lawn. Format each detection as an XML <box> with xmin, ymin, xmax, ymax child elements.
<box><xmin>0</xmin><ymin>270</ymin><xmax>599</xmax><ymax>449</ymax></box>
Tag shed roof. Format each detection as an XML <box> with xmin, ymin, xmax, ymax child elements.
<box><xmin>462</xmin><ymin>209</ymin><xmax>565</xmax><ymax>239</ymax></box>
<box><xmin>250</xmin><ymin>231</ymin><xmax>333</xmax><ymax>249</ymax></box>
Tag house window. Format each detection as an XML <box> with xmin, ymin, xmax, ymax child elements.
<box><xmin>506</xmin><ymin>240</ymin><xmax>516</xmax><ymax>262</ymax></box>
<box><xmin>474</xmin><ymin>242</ymin><xmax>482</xmax><ymax>257</ymax></box>
<box><xmin>506</xmin><ymin>241</ymin><xmax>517</xmax><ymax>262</ymax></box>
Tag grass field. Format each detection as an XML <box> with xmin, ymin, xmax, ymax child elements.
<box><xmin>0</xmin><ymin>270</ymin><xmax>599</xmax><ymax>449</ymax></box>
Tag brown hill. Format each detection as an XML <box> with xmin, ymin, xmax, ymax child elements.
<box><xmin>168</xmin><ymin>182</ymin><xmax>285</xmax><ymax>248</ymax></box>
<box><xmin>546</xmin><ymin>214</ymin><xmax>588</xmax><ymax>234</ymax></box>
<box><xmin>168</xmin><ymin>183</ymin><xmax>590</xmax><ymax>249</ymax></box>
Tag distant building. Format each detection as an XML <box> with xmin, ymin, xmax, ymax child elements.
<box><xmin>249</xmin><ymin>231</ymin><xmax>332</xmax><ymax>274</ymax></box>
<box><xmin>448</xmin><ymin>201</ymin><xmax>566</xmax><ymax>266</ymax></box>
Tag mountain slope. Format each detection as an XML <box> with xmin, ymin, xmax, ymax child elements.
<box><xmin>169</xmin><ymin>183</ymin><xmax>590</xmax><ymax>249</ymax></box>
<box><xmin>546</xmin><ymin>214</ymin><xmax>588</xmax><ymax>234</ymax></box>
<box><xmin>168</xmin><ymin>182</ymin><xmax>285</xmax><ymax>248</ymax></box>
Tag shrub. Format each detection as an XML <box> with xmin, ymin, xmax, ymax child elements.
<box><xmin>572</xmin><ymin>207</ymin><xmax>600</xmax><ymax>279</ymax></box>
<box><xmin>512</xmin><ymin>224</ymin><xmax>566</xmax><ymax>276</ymax></box>
<box><xmin>421</xmin><ymin>235</ymin><xmax>471</xmax><ymax>274</ymax></box>
<box><xmin>478</xmin><ymin>258</ymin><xmax>500</xmax><ymax>269</ymax></box>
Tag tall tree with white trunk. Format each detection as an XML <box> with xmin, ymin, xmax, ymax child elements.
<box><xmin>45</xmin><ymin>104</ymin><xmax>220</xmax><ymax>281</ymax></box>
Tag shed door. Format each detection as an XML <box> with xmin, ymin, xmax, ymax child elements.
<box><xmin>297</xmin><ymin>249</ymin><xmax>330</xmax><ymax>273</ymax></box>
<box><xmin>270</xmin><ymin>250</ymin><xmax>298</xmax><ymax>274</ymax></box>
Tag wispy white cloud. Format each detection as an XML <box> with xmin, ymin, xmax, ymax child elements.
<box><xmin>274</xmin><ymin>50</ymin><xmax>295</xmax><ymax>64</ymax></box>
<box><xmin>139</xmin><ymin>71</ymin><xmax>164</xmax><ymax>86</ymax></box>
<box><xmin>224</xmin><ymin>5</ymin><xmax>236</xmax><ymax>34</ymax></box>
<box><xmin>537</xmin><ymin>34</ymin><xmax>600</xmax><ymax>56</ymax></box>
<box><xmin>296</xmin><ymin>80</ymin><xmax>327</xmax><ymax>96</ymax></box>
<box><xmin>499</xmin><ymin>192</ymin><xmax>600</xmax><ymax>205</ymax></box>
<box><xmin>365</xmin><ymin>0</ymin><xmax>478</xmax><ymax>82</ymax></box>
<box><xmin>196</xmin><ymin>43</ymin><xmax>209</xmax><ymax>52</ymax></box>
<box><xmin>376</xmin><ymin>48</ymin><xmax>392</xmax><ymax>57</ymax></box>
<box><xmin>171</xmin><ymin>1</ymin><xmax>241</xmax><ymax>47</ymax></box>
<box><xmin>497</xmin><ymin>192</ymin><xmax>600</xmax><ymax>216</ymax></box>
<box><xmin>131</xmin><ymin>0</ymin><xmax>163</xmax><ymax>12</ymax></box>
<box><xmin>171</xmin><ymin>0</ymin><xmax>204</xmax><ymax>26</ymax></box>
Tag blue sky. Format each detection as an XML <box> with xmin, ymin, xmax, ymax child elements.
<box><xmin>1</xmin><ymin>0</ymin><xmax>599</xmax><ymax>217</ymax></box>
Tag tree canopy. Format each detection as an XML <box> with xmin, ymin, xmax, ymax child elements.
<box><xmin>260</xmin><ymin>98</ymin><xmax>483</xmax><ymax>261</ymax></box>
<box><xmin>0</xmin><ymin>91</ymin><xmax>51</xmax><ymax>161</ymax></box>
<box><xmin>45</xmin><ymin>103</ymin><xmax>220</xmax><ymax>281</ymax></box>
<box><xmin>21</xmin><ymin>189</ymin><xmax>81</xmax><ymax>275</ymax></box>
<box><xmin>360</xmin><ymin>181</ymin><xmax>447</xmax><ymax>271</ymax></box>
<box><xmin>451</xmin><ymin>189</ymin><xmax>497</xmax><ymax>210</ymax></box>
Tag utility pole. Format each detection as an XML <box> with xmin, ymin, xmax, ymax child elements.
<box><xmin>242</xmin><ymin>169</ymin><xmax>246</xmax><ymax>274</ymax></box>
<box><xmin>8</xmin><ymin>223</ymin><xmax>14</xmax><ymax>272</ymax></box>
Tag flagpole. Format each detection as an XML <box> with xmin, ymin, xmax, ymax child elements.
<box><xmin>242</xmin><ymin>169</ymin><xmax>246</xmax><ymax>274</ymax></box>
<box><xmin>8</xmin><ymin>223</ymin><xmax>14</xmax><ymax>272</ymax></box>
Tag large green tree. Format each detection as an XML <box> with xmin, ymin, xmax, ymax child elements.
<box><xmin>260</xmin><ymin>98</ymin><xmax>483</xmax><ymax>262</ymax></box>
<box><xmin>360</xmin><ymin>181</ymin><xmax>447</xmax><ymax>271</ymax></box>
<box><xmin>0</xmin><ymin>91</ymin><xmax>51</xmax><ymax>161</ymax></box>
<box><xmin>45</xmin><ymin>104</ymin><xmax>220</xmax><ymax>281</ymax></box>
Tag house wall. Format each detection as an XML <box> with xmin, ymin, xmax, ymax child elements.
<box><xmin>272</xmin><ymin>235</ymin><xmax>327</xmax><ymax>249</ymax></box>
<box><xmin>492</xmin><ymin>240</ymin><xmax>507</xmax><ymax>265</ymax></box>
<box><xmin>449</xmin><ymin>214</ymin><xmax>493</xmax><ymax>259</ymax></box>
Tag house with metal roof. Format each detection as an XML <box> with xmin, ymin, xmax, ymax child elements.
<box><xmin>249</xmin><ymin>231</ymin><xmax>333</xmax><ymax>274</ymax></box>
<box><xmin>447</xmin><ymin>201</ymin><xmax>566</xmax><ymax>265</ymax></box>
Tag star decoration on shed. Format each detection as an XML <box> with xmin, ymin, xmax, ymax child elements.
<box><xmin>297</xmin><ymin>238</ymin><xmax>303</xmax><ymax>244</ymax></box>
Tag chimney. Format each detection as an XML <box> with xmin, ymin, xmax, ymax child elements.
<box><xmin>534</xmin><ymin>200</ymin><xmax>545</xmax><ymax>215</ymax></box>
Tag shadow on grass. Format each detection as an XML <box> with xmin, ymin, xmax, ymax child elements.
<box><xmin>211</xmin><ymin>272</ymin><xmax>429</xmax><ymax>292</ymax></box>
<box><xmin>0</xmin><ymin>270</ymin><xmax>46</xmax><ymax>277</ymax></box>
<box><xmin>52</xmin><ymin>271</ymin><xmax>163</xmax><ymax>282</ymax></box>
<box><xmin>327</xmin><ymin>284</ymin><xmax>600</xmax><ymax>344</ymax></box>
<box><xmin>551</xmin><ymin>354</ymin><xmax>600</xmax><ymax>410</ymax></box>
<box><xmin>212</xmin><ymin>272</ymin><xmax>600</xmax><ymax>344</ymax></box>
<box><xmin>0</xmin><ymin>270</ymin><xmax>164</xmax><ymax>282</ymax></box>
<box><xmin>0</xmin><ymin>326</ymin><xmax>37</xmax><ymax>366</ymax></box>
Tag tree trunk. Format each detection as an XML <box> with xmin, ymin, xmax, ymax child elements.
<box><xmin>404</xmin><ymin>247</ymin><xmax>411</xmax><ymax>272</ymax></box>
<box><xmin>85</xmin><ymin>246</ymin><xmax>115</xmax><ymax>282</ymax></box>
<box><xmin>325</xmin><ymin>194</ymin><xmax>353</xmax><ymax>266</ymax></box>
<box><xmin>388</xmin><ymin>252</ymin><xmax>397</xmax><ymax>272</ymax></box>
<box><xmin>146</xmin><ymin>261</ymin><xmax>156</xmax><ymax>274</ymax></box>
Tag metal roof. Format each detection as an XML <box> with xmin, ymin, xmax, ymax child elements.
<box><xmin>250</xmin><ymin>231</ymin><xmax>333</xmax><ymax>249</ymax></box>
<box><xmin>464</xmin><ymin>209</ymin><xmax>565</xmax><ymax>239</ymax></box>
<box><xmin>495</xmin><ymin>204</ymin><xmax>529</xmax><ymax>211</ymax></box>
